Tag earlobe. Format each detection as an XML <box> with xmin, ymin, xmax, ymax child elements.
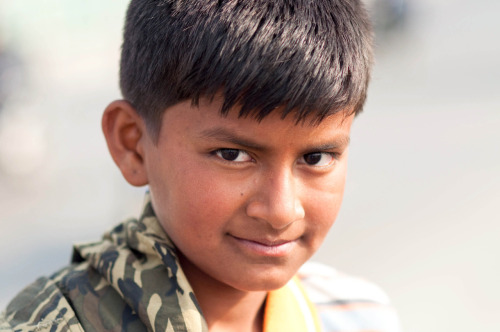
<box><xmin>102</xmin><ymin>100</ymin><xmax>149</xmax><ymax>187</ymax></box>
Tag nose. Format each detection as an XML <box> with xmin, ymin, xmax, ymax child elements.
<box><xmin>246</xmin><ymin>169</ymin><xmax>305</xmax><ymax>230</ymax></box>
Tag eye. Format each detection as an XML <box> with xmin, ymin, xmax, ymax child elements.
<box><xmin>214</xmin><ymin>149</ymin><xmax>253</xmax><ymax>163</ymax></box>
<box><xmin>299</xmin><ymin>152</ymin><xmax>336</xmax><ymax>167</ymax></box>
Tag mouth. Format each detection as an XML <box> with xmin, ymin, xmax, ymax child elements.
<box><xmin>229</xmin><ymin>235</ymin><xmax>297</xmax><ymax>257</ymax></box>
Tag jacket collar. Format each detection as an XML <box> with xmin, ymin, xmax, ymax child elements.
<box><xmin>74</xmin><ymin>193</ymin><xmax>321</xmax><ymax>332</ymax></box>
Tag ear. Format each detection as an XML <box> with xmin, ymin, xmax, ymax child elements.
<box><xmin>102</xmin><ymin>100</ymin><xmax>149</xmax><ymax>187</ymax></box>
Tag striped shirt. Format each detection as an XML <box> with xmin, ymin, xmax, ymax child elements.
<box><xmin>299</xmin><ymin>262</ymin><xmax>401</xmax><ymax>332</ymax></box>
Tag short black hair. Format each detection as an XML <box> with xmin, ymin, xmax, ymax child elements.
<box><xmin>120</xmin><ymin>0</ymin><xmax>373</xmax><ymax>138</ymax></box>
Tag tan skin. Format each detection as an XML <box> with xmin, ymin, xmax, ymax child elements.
<box><xmin>102</xmin><ymin>97</ymin><xmax>354</xmax><ymax>332</ymax></box>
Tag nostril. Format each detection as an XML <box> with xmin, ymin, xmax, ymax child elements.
<box><xmin>246</xmin><ymin>198</ymin><xmax>304</xmax><ymax>231</ymax></box>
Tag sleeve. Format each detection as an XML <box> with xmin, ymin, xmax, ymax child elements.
<box><xmin>1</xmin><ymin>276</ymin><xmax>84</xmax><ymax>332</ymax></box>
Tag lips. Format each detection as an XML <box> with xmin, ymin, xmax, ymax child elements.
<box><xmin>229</xmin><ymin>235</ymin><xmax>297</xmax><ymax>257</ymax></box>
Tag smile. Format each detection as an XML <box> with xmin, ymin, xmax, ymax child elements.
<box><xmin>230</xmin><ymin>235</ymin><xmax>297</xmax><ymax>257</ymax></box>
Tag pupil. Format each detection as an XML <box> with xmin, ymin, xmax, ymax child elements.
<box><xmin>221</xmin><ymin>149</ymin><xmax>239</xmax><ymax>161</ymax></box>
<box><xmin>304</xmin><ymin>153</ymin><xmax>321</xmax><ymax>165</ymax></box>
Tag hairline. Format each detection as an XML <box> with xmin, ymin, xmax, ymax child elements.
<box><xmin>145</xmin><ymin>96</ymin><xmax>359</xmax><ymax>144</ymax></box>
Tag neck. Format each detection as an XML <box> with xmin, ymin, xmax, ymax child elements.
<box><xmin>198</xmin><ymin>285</ymin><xmax>266</xmax><ymax>332</ymax></box>
<box><xmin>179</xmin><ymin>256</ymin><xmax>267</xmax><ymax>332</ymax></box>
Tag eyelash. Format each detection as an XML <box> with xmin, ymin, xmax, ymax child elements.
<box><xmin>299</xmin><ymin>152</ymin><xmax>339</xmax><ymax>167</ymax></box>
<box><xmin>211</xmin><ymin>149</ymin><xmax>254</xmax><ymax>164</ymax></box>
<box><xmin>211</xmin><ymin>148</ymin><xmax>339</xmax><ymax>167</ymax></box>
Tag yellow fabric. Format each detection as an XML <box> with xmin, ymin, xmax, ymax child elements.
<box><xmin>263</xmin><ymin>276</ymin><xmax>322</xmax><ymax>332</ymax></box>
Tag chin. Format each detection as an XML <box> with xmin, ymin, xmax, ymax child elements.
<box><xmin>229</xmin><ymin>266</ymin><xmax>298</xmax><ymax>292</ymax></box>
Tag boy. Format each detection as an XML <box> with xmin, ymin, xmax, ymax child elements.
<box><xmin>1</xmin><ymin>1</ymin><xmax>400</xmax><ymax>331</ymax></box>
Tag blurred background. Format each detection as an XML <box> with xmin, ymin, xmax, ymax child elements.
<box><xmin>0</xmin><ymin>1</ymin><xmax>498</xmax><ymax>331</ymax></box>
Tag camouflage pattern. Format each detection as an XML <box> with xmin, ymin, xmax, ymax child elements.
<box><xmin>1</xmin><ymin>193</ymin><xmax>401</xmax><ymax>332</ymax></box>
<box><xmin>1</xmin><ymin>194</ymin><xmax>208</xmax><ymax>332</ymax></box>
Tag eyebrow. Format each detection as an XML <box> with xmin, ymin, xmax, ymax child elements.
<box><xmin>199</xmin><ymin>127</ymin><xmax>267</xmax><ymax>151</ymax></box>
<box><xmin>309</xmin><ymin>137</ymin><xmax>351</xmax><ymax>151</ymax></box>
<box><xmin>198</xmin><ymin>127</ymin><xmax>350</xmax><ymax>152</ymax></box>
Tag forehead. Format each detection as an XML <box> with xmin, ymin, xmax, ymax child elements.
<box><xmin>158</xmin><ymin>98</ymin><xmax>354</xmax><ymax>148</ymax></box>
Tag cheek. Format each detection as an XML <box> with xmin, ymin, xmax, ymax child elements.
<box><xmin>183</xmin><ymin>171</ymin><xmax>240</xmax><ymax>219</ymax></box>
<box><xmin>304</xmin><ymin>170</ymin><xmax>347</xmax><ymax>246</ymax></box>
<box><xmin>307</xmin><ymin>191</ymin><xmax>343</xmax><ymax>235</ymax></box>
<box><xmin>154</xmin><ymin>158</ymin><xmax>244</xmax><ymax>234</ymax></box>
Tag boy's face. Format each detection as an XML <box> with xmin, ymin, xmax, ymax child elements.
<box><xmin>142</xmin><ymin>97</ymin><xmax>354</xmax><ymax>292</ymax></box>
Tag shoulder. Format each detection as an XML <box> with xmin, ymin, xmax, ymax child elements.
<box><xmin>1</xmin><ymin>270</ymin><xmax>84</xmax><ymax>332</ymax></box>
<box><xmin>298</xmin><ymin>262</ymin><xmax>402</xmax><ymax>332</ymax></box>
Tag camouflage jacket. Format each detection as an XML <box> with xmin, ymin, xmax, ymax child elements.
<box><xmin>1</xmin><ymin>196</ymin><xmax>400</xmax><ymax>332</ymax></box>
